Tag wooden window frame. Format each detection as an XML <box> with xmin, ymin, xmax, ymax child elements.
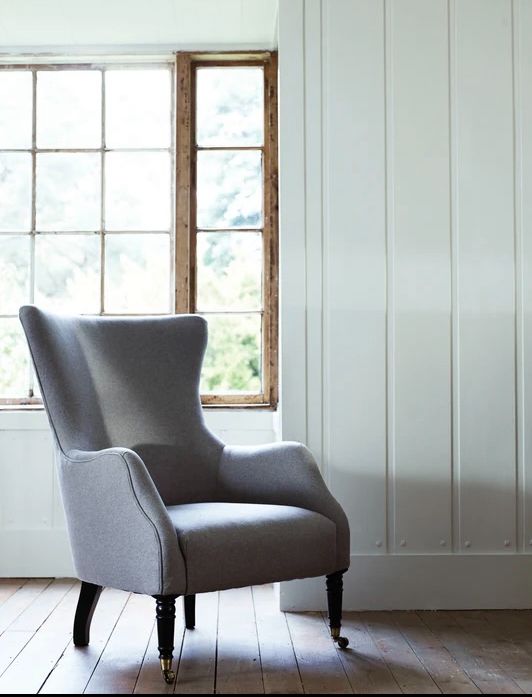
<box><xmin>0</xmin><ymin>52</ymin><xmax>278</xmax><ymax>410</ymax></box>
<box><xmin>176</xmin><ymin>52</ymin><xmax>278</xmax><ymax>409</ymax></box>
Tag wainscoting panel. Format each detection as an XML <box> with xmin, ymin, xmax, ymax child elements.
<box><xmin>279</xmin><ymin>0</ymin><xmax>532</xmax><ymax>607</ymax></box>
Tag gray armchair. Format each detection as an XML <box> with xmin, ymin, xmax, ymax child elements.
<box><xmin>19</xmin><ymin>306</ymin><xmax>350</xmax><ymax>683</ymax></box>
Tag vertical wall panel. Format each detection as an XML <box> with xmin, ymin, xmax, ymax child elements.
<box><xmin>454</xmin><ymin>0</ymin><xmax>516</xmax><ymax>551</ymax></box>
<box><xmin>304</xmin><ymin>0</ymin><xmax>325</xmax><ymax>468</ymax></box>
<box><xmin>518</xmin><ymin>0</ymin><xmax>532</xmax><ymax>549</ymax></box>
<box><xmin>388</xmin><ymin>0</ymin><xmax>452</xmax><ymax>552</ymax></box>
<box><xmin>280</xmin><ymin>0</ymin><xmax>532</xmax><ymax>609</ymax></box>
<box><xmin>278</xmin><ymin>0</ymin><xmax>308</xmax><ymax>446</ymax></box>
<box><xmin>324</xmin><ymin>0</ymin><xmax>387</xmax><ymax>553</ymax></box>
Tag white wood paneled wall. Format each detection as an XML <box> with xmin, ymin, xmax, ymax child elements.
<box><xmin>279</xmin><ymin>0</ymin><xmax>532</xmax><ymax>608</ymax></box>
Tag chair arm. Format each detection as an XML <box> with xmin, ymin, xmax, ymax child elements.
<box><xmin>59</xmin><ymin>447</ymin><xmax>186</xmax><ymax>595</ymax></box>
<box><xmin>216</xmin><ymin>442</ymin><xmax>350</xmax><ymax>571</ymax></box>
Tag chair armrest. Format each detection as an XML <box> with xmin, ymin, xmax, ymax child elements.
<box><xmin>59</xmin><ymin>447</ymin><xmax>185</xmax><ymax>595</ymax></box>
<box><xmin>216</xmin><ymin>442</ymin><xmax>350</xmax><ymax>571</ymax></box>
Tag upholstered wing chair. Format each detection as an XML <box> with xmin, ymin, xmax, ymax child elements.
<box><xmin>19</xmin><ymin>306</ymin><xmax>350</xmax><ymax>683</ymax></box>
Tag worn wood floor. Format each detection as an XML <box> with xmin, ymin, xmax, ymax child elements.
<box><xmin>0</xmin><ymin>579</ymin><xmax>531</xmax><ymax>694</ymax></box>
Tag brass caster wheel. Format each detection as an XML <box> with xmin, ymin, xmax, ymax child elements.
<box><xmin>160</xmin><ymin>658</ymin><xmax>175</xmax><ymax>684</ymax></box>
<box><xmin>162</xmin><ymin>669</ymin><xmax>175</xmax><ymax>684</ymax></box>
<box><xmin>331</xmin><ymin>627</ymin><xmax>349</xmax><ymax>649</ymax></box>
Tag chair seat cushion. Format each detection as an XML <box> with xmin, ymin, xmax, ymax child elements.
<box><xmin>166</xmin><ymin>502</ymin><xmax>337</xmax><ymax>594</ymax></box>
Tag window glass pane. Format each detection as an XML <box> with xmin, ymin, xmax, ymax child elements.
<box><xmin>36</xmin><ymin>153</ymin><xmax>100</xmax><ymax>231</ymax></box>
<box><xmin>105</xmin><ymin>152</ymin><xmax>170</xmax><ymax>231</ymax></box>
<box><xmin>105</xmin><ymin>234</ymin><xmax>170</xmax><ymax>313</ymax></box>
<box><xmin>35</xmin><ymin>234</ymin><xmax>100</xmax><ymax>313</ymax></box>
<box><xmin>0</xmin><ymin>71</ymin><xmax>32</xmax><ymax>148</ymax></box>
<box><xmin>105</xmin><ymin>69</ymin><xmax>171</xmax><ymax>148</ymax></box>
<box><xmin>0</xmin><ymin>153</ymin><xmax>32</xmax><ymax>231</ymax></box>
<box><xmin>196</xmin><ymin>232</ymin><xmax>262</xmax><ymax>312</ymax></box>
<box><xmin>196</xmin><ymin>67</ymin><xmax>263</xmax><ymax>147</ymax></box>
<box><xmin>0</xmin><ymin>236</ymin><xmax>30</xmax><ymax>314</ymax></box>
<box><xmin>197</xmin><ymin>150</ymin><xmax>262</xmax><ymax>229</ymax></box>
<box><xmin>201</xmin><ymin>313</ymin><xmax>261</xmax><ymax>394</ymax></box>
<box><xmin>0</xmin><ymin>318</ymin><xmax>29</xmax><ymax>397</ymax></box>
<box><xmin>37</xmin><ymin>70</ymin><xmax>101</xmax><ymax>148</ymax></box>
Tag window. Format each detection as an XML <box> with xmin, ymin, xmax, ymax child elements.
<box><xmin>0</xmin><ymin>53</ymin><xmax>278</xmax><ymax>408</ymax></box>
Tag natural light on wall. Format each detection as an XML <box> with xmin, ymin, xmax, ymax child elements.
<box><xmin>0</xmin><ymin>58</ymin><xmax>274</xmax><ymax>404</ymax></box>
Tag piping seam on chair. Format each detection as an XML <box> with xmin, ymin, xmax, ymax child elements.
<box><xmin>176</xmin><ymin>532</ymin><xmax>191</xmax><ymax>595</ymax></box>
<box><xmin>65</xmin><ymin>449</ymin><xmax>165</xmax><ymax>595</ymax></box>
<box><xmin>120</xmin><ymin>452</ymin><xmax>165</xmax><ymax>595</ymax></box>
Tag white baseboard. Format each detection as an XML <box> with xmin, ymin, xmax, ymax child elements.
<box><xmin>280</xmin><ymin>554</ymin><xmax>532</xmax><ymax>611</ymax></box>
<box><xmin>0</xmin><ymin>530</ymin><xmax>74</xmax><ymax>577</ymax></box>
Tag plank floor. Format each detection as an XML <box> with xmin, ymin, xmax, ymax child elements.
<box><xmin>0</xmin><ymin>579</ymin><xmax>531</xmax><ymax>694</ymax></box>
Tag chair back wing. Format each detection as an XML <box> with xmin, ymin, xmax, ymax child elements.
<box><xmin>19</xmin><ymin>306</ymin><xmax>223</xmax><ymax>504</ymax></box>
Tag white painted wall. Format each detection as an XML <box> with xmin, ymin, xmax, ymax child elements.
<box><xmin>279</xmin><ymin>0</ymin><xmax>532</xmax><ymax>609</ymax></box>
<box><xmin>0</xmin><ymin>0</ymin><xmax>278</xmax><ymax>48</ymax></box>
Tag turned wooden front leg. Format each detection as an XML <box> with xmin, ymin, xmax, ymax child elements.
<box><xmin>153</xmin><ymin>594</ymin><xmax>178</xmax><ymax>684</ymax></box>
<box><xmin>326</xmin><ymin>570</ymin><xmax>349</xmax><ymax>649</ymax></box>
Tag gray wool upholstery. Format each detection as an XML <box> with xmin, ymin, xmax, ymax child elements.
<box><xmin>19</xmin><ymin>305</ymin><xmax>350</xmax><ymax>596</ymax></box>
<box><xmin>166</xmin><ymin>502</ymin><xmax>336</xmax><ymax>593</ymax></box>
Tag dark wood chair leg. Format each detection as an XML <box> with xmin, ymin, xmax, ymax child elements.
<box><xmin>153</xmin><ymin>595</ymin><xmax>178</xmax><ymax>684</ymax></box>
<box><xmin>184</xmin><ymin>594</ymin><xmax>196</xmax><ymax>629</ymax></box>
<box><xmin>73</xmin><ymin>581</ymin><xmax>103</xmax><ymax>647</ymax></box>
<box><xmin>326</xmin><ymin>570</ymin><xmax>349</xmax><ymax>649</ymax></box>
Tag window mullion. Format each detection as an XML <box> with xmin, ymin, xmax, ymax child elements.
<box><xmin>175</xmin><ymin>53</ymin><xmax>193</xmax><ymax>314</ymax></box>
<box><xmin>263</xmin><ymin>53</ymin><xmax>279</xmax><ymax>407</ymax></box>
<box><xmin>29</xmin><ymin>69</ymin><xmax>36</xmax><ymax>302</ymax></box>
<box><xmin>28</xmin><ymin>69</ymin><xmax>37</xmax><ymax>398</ymax></box>
<box><xmin>99</xmin><ymin>68</ymin><xmax>106</xmax><ymax>315</ymax></box>
<box><xmin>170</xmin><ymin>63</ymin><xmax>176</xmax><ymax>312</ymax></box>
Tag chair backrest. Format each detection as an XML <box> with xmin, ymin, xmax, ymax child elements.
<box><xmin>19</xmin><ymin>306</ymin><xmax>223</xmax><ymax>504</ymax></box>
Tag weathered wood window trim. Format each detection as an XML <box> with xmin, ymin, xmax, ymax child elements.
<box><xmin>176</xmin><ymin>52</ymin><xmax>279</xmax><ymax>409</ymax></box>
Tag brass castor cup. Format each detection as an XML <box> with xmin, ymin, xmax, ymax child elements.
<box><xmin>160</xmin><ymin>658</ymin><xmax>175</xmax><ymax>684</ymax></box>
<box><xmin>331</xmin><ymin>626</ymin><xmax>350</xmax><ymax>649</ymax></box>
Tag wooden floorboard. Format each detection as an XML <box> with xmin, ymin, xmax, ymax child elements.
<box><xmin>0</xmin><ymin>581</ymin><xmax>28</xmax><ymax>609</ymax></box>
<box><xmin>392</xmin><ymin>611</ymin><xmax>480</xmax><ymax>694</ymax></box>
<box><xmin>324</xmin><ymin>611</ymin><xmax>402</xmax><ymax>694</ymax></box>
<box><xmin>174</xmin><ymin>592</ymin><xmax>218</xmax><ymax>695</ymax></box>
<box><xmin>452</xmin><ymin>611</ymin><xmax>532</xmax><ymax>694</ymax></box>
<box><xmin>0</xmin><ymin>582</ymin><xmax>80</xmax><ymax>695</ymax></box>
<box><xmin>2</xmin><ymin>580</ymin><xmax>532</xmax><ymax>694</ymax></box>
<box><xmin>285</xmin><ymin>610</ymin><xmax>353</xmax><ymax>694</ymax></box>
<box><xmin>0</xmin><ymin>579</ymin><xmax>53</xmax><ymax>634</ymax></box>
<box><xmin>83</xmin><ymin>592</ymin><xmax>154</xmax><ymax>694</ymax></box>
<box><xmin>364</xmin><ymin>611</ymin><xmax>440</xmax><ymax>694</ymax></box>
<box><xmin>9</xmin><ymin>578</ymin><xmax>75</xmax><ymax>633</ymax></box>
<box><xmin>40</xmin><ymin>587</ymin><xmax>130</xmax><ymax>694</ymax></box>
<box><xmin>419</xmin><ymin>610</ymin><xmax>524</xmax><ymax>694</ymax></box>
<box><xmin>216</xmin><ymin>586</ymin><xmax>263</xmax><ymax>694</ymax></box>
<box><xmin>252</xmin><ymin>584</ymin><xmax>303</xmax><ymax>695</ymax></box>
